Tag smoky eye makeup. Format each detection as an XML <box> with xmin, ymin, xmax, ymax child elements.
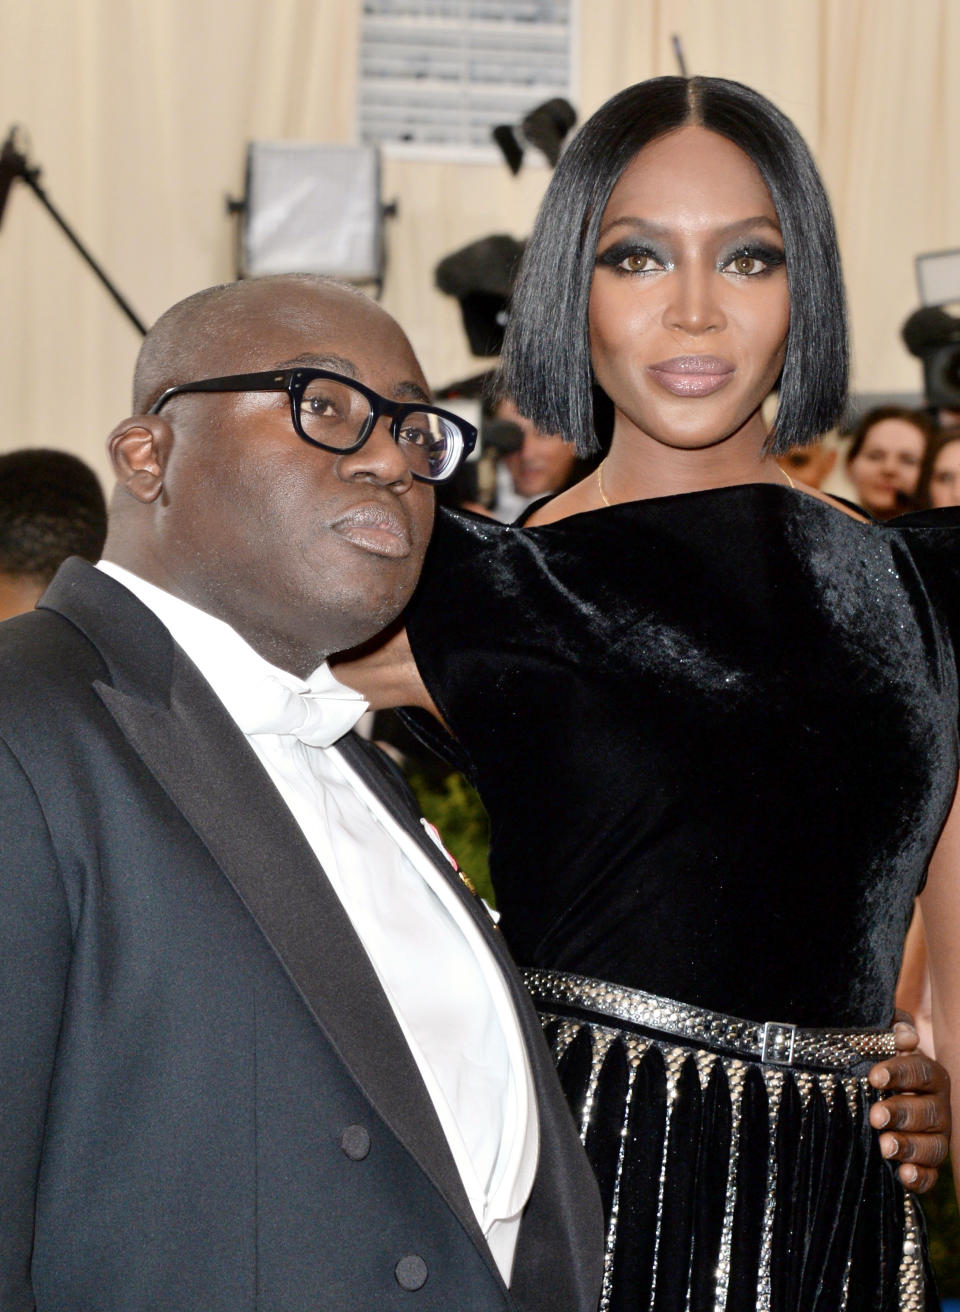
<box><xmin>720</xmin><ymin>240</ymin><xmax>786</xmax><ymax>274</ymax></box>
<box><xmin>595</xmin><ymin>236</ymin><xmax>787</xmax><ymax>277</ymax></box>
<box><xmin>595</xmin><ymin>240</ymin><xmax>670</xmax><ymax>273</ymax></box>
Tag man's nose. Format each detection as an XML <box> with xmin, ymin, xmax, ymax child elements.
<box><xmin>337</xmin><ymin>415</ymin><xmax>413</xmax><ymax>488</ymax></box>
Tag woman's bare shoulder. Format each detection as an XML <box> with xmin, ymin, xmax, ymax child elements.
<box><xmin>523</xmin><ymin>472</ymin><xmax>600</xmax><ymax>526</ymax></box>
<box><xmin>795</xmin><ymin>482</ymin><xmax>869</xmax><ymax>522</ymax></box>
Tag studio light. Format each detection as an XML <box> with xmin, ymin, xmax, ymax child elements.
<box><xmin>232</xmin><ymin>142</ymin><xmax>387</xmax><ymax>285</ymax></box>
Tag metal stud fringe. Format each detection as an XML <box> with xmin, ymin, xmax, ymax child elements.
<box><xmin>540</xmin><ymin>1012</ymin><xmax>924</xmax><ymax>1312</ymax></box>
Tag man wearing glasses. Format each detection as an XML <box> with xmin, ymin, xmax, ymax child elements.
<box><xmin>0</xmin><ymin>275</ymin><xmax>603</xmax><ymax>1312</ymax></box>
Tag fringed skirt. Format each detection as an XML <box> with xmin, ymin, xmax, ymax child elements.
<box><xmin>523</xmin><ymin>968</ymin><xmax>937</xmax><ymax>1312</ymax></box>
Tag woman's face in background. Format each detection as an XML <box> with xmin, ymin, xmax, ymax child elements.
<box><xmin>847</xmin><ymin>419</ymin><xmax>926</xmax><ymax>517</ymax></box>
<box><xmin>928</xmin><ymin>438</ymin><xmax>960</xmax><ymax>509</ymax></box>
<box><xmin>588</xmin><ymin>125</ymin><xmax>790</xmax><ymax>458</ymax></box>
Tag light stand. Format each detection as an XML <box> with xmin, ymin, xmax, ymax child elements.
<box><xmin>0</xmin><ymin>126</ymin><xmax>147</xmax><ymax>336</ymax></box>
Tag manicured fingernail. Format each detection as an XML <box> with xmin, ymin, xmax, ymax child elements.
<box><xmin>873</xmin><ymin>1068</ymin><xmax>890</xmax><ymax>1087</ymax></box>
<box><xmin>881</xmin><ymin>1137</ymin><xmax>898</xmax><ymax>1158</ymax></box>
<box><xmin>902</xmin><ymin>1165</ymin><xmax>918</xmax><ymax>1184</ymax></box>
<box><xmin>873</xmin><ymin>1106</ymin><xmax>890</xmax><ymax>1127</ymax></box>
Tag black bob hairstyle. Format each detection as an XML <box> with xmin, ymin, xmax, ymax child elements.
<box><xmin>497</xmin><ymin>76</ymin><xmax>848</xmax><ymax>457</ymax></box>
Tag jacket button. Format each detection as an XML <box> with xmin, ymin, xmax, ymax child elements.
<box><xmin>339</xmin><ymin>1125</ymin><xmax>371</xmax><ymax>1160</ymax></box>
<box><xmin>395</xmin><ymin>1254</ymin><xmax>428</xmax><ymax>1291</ymax></box>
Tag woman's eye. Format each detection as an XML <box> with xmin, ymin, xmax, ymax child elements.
<box><xmin>731</xmin><ymin>255</ymin><xmax>763</xmax><ymax>275</ymax></box>
<box><xmin>596</xmin><ymin>244</ymin><xmax>665</xmax><ymax>275</ymax></box>
<box><xmin>723</xmin><ymin>246</ymin><xmax>785</xmax><ymax>277</ymax></box>
<box><xmin>618</xmin><ymin>252</ymin><xmax>661</xmax><ymax>274</ymax></box>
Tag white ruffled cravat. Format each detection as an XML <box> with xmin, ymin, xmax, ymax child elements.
<box><xmin>230</xmin><ymin>667</ymin><xmax>368</xmax><ymax>748</ymax></box>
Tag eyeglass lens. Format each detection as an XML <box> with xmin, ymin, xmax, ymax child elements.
<box><xmin>298</xmin><ymin>377</ymin><xmax>458</xmax><ymax>481</ymax></box>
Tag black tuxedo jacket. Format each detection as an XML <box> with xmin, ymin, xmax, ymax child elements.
<box><xmin>0</xmin><ymin>560</ymin><xmax>602</xmax><ymax>1312</ymax></box>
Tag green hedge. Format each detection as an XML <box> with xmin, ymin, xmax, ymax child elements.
<box><xmin>408</xmin><ymin>769</ymin><xmax>494</xmax><ymax>906</ymax></box>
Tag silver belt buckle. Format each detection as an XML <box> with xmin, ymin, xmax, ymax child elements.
<box><xmin>761</xmin><ymin>1020</ymin><xmax>797</xmax><ymax>1065</ymax></box>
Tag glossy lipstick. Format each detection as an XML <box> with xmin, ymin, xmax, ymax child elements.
<box><xmin>648</xmin><ymin>355</ymin><xmax>735</xmax><ymax>397</ymax></box>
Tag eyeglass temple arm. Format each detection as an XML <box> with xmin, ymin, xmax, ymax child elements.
<box><xmin>148</xmin><ymin>372</ymin><xmax>292</xmax><ymax>414</ymax></box>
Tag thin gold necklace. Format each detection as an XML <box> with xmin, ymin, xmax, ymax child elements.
<box><xmin>596</xmin><ymin>462</ymin><xmax>612</xmax><ymax>506</ymax></box>
<box><xmin>596</xmin><ymin>459</ymin><xmax>794</xmax><ymax>506</ymax></box>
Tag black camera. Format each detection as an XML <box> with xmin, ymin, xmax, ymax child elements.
<box><xmin>902</xmin><ymin>307</ymin><xmax>960</xmax><ymax>408</ymax></box>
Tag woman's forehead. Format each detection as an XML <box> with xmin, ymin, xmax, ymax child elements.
<box><xmin>603</xmin><ymin>126</ymin><xmax>777</xmax><ymax>231</ymax></box>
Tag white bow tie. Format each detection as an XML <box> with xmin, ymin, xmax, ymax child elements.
<box><xmin>232</xmin><ymin>666</ymin><xmax>369</xmax><ymax>749</ymax></box>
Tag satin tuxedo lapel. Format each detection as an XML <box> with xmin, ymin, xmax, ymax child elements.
<box><xmin>37</xmin><ymin>560</ymin><xmax>492</xmax><ymax>1267</ymax></box>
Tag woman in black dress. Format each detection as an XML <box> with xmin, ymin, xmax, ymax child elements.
<box><xmin>341</xmin><ymin>77</ymin><xmax>957</xmax><ymax>1309</ymax></box>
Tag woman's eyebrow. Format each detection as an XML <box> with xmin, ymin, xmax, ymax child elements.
<box><xmin>598</xmin><ymin>214</ymin><xmax>782</xmax><ymax>239</ymax></box>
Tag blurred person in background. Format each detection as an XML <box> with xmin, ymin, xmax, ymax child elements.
<box><xmin>490</xmin><ymin>397</ymin><xmax>584</xmax><ymax>522</ymax></box>
<box><xmin>845</xmin><ymin>405</ymin><xmax>933</xmax><ymax>518</ymax></box>
<box><xmin>920</xmin><ymin>428</ymin><xmax>960</xmax><ymax>510</ymax></box>
<box><xmin>0</xmin><ymin>449</ymin><xmax>107</xmax><ymax>621</ymax></box>
<box><xmin>775</xmin><ymin>438</ymin><xmax>837</xmax><ymax>488</ymax></box>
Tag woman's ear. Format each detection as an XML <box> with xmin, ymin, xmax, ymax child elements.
<box><xmin>107</xmin><ymin>416</ymin><xmax>170</xmax><ymax>504</ymax></box>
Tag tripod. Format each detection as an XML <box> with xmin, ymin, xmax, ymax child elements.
<box><xmin>0</xmin><ymin>126</ymin><xmax>146</xmax><ymax>337</ymax></box>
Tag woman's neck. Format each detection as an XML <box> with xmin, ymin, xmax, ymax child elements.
<box><xmin>599</xmin><ymin>424</ymin><xmax>786</xmax><ymax>504</ymax></box>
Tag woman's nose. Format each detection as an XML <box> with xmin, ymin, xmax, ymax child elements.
<box><xmin>664</xmin><ymin>267</ymin><xmax>726</xmax><ymax>336</ymax></box>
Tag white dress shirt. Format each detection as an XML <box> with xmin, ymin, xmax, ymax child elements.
<box><xmin>97</xmin><ymin>561</ymin><xmax>538</xmax><ymax>1283</ymax></box>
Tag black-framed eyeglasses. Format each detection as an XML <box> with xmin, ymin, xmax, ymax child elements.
<box><xmin>147</xmin><ymin>368</ymin><xmax>478</xmax><ymax>484</ymax></box>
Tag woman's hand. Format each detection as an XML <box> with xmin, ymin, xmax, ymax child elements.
<box><xmin>867</xmin><ymin>1015</ymin><xmax>950</xmax><ymax>1193</ymax></box>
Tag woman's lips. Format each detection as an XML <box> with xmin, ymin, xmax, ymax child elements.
<box><xmin>331</xmin><ymin>502</ymin><xmax>411</xmax><ymax>558</ymax></box>
<box><xmin>648</xmin><ymin>355</ymin><xmax>736</xmax><ymax>397</ymax></box>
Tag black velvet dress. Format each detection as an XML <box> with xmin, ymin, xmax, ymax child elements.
<box><xmin>402</xmin><ymin>486</ymin><xmax>960</xmax><ymax>1312</ymax></box>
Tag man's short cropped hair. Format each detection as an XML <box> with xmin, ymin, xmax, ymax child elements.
<box><xmin>0</xmin><ymin>449</ymin><xmax>107</xmax><ymax>581</ymax></box>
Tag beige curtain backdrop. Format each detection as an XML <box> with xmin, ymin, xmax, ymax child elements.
<box><xmin>0</xmin><ymin>0</ymin><xmax>956</xmax><ymax>486</ymax></box>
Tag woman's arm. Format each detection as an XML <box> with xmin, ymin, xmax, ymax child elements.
<box><xmin>332</xmin><ymin>621</ymin><xmax>440</xmax><ymax>717</ymax></box>
<box><xmin>918</xmin><ymin>769</ymin><xmax>960</xmax><ymax>1198</ymax></box>
<box><xmin>895</xmin><ymin>903</ymin><xmax>934</xmax><ymax>1055</ymax></box>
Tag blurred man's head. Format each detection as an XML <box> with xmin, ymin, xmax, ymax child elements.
<box><xmin>775</xmin><ymin>442</ymin><xmax>837</xmax><ymax>490</ymax></box>
<box><xmin>104</xmin><ymin>275</ymin><xmax>440</xmax><ymax>675</ymax></box>
<box><xmin>0</xmin><ymin>449</ymin><xmax>107</xmax><ymax>620</ymax></box>
<box><xmin>496</xmin><ymin>397</ymin><xmax>578</xmax><ymax>499</ymax></box>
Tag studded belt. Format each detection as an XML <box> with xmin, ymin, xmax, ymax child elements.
<box><xmin>522</xmin><ymin>967</ymin><xmax>898</xmax><ymax>1073</ymax></box>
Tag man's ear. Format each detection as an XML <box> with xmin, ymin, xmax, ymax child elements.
<box><xmin>107</xmin><ymin>416</ymin><xmax>170</xmax><ymax>504</ymax></box>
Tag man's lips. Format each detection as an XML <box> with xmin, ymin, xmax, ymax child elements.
<box><xmin>648</xmin><ymin>355</ymin><xmax>736</xmax><ymax>397</ymax></box>
<box><xmin>331</xmin><ymin>502</ymin><xmax>412</xmax><ymax>558</ymax></box>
